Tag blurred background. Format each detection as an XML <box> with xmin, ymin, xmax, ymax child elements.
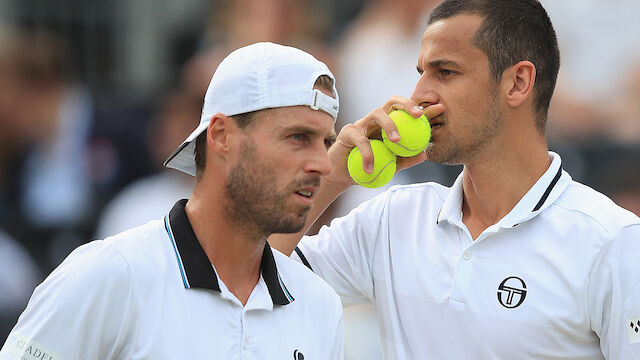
<box><xmin>0</xmin><ymin>0</ymin><xmax>638</xmax><ymax>357</ymax></box>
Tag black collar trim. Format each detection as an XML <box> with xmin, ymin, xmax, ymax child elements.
<box><xmin>294</xmin><ymin>247</ymin><xmax>313</xmax><ymax>271</ymax></box>
<box><xmin>165</xmin><ymin>199</ymin><xmax>294</xmax><ymax>305</ymax></box>
<box><xmin>532</xmin><ymin>165</ymin><xmax>563</xmax><ymax>212</ymax></box>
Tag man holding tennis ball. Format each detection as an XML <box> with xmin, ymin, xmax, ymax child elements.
<box><xmin>270</xmin><ymin>0</ymin><xmax>640</xmax><ymax>358</ymax></box>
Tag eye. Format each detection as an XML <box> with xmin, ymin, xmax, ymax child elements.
<box><xmin>439</xmin><ymin>69</ymin><xmax>456</xmax><ymax>78</ymax></box>
<box><xmin>290</xmin><ymin>133</ymin><xmax>308</xmax><ymax>143</ymax></box>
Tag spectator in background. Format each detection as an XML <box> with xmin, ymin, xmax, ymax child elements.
<box><xmin>540</xmin><ymin>0</ymin><xmax>640</xmax><ymax>143</ymax></box>
<box><xmin>533</xmin><ymin>0</ymin><xmax>640</xmax><ymax>222</ymax></box>
<box><xmin>582</xmin><ymin>145</ymin><xmax>640</xmax><ymax>217</ymax></box>
<box><xmin>95</xmin><ymin>91</ymin><xmax>198</xmax><ymax>238</ymax></box>
<box><xmin>0</xmin><ymin>26</ymin><xmax>31</xmax><ymax>209</ymax></box>
<box><xmin>336</xmin><ymin>0</ymin><xmax>439</xmax><ymax>128</ymax></box>
<box><xmin>608</xmin><ymin>62</ymin><xmax>640</xmax><ymax>143</ymax></box>
<box><xmin>12</xmin><ymin>32</ymin><xmax>94</xmax><ymax>228</ymax></box>
<box><xmin>0</xmin><ymin>27</ymin><xmax>97</xmax><ymax>274</ymax></box>
<box><xmin>0</xmin><ymin>229</ymin><xmax>40</xmax><ymax>341</ymax></box>
<box><xmin>182</xmin><ymin>0</ymin><xmax>332</xmax><ymax>101</ymax></box>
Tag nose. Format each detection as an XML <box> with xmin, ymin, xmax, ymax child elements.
<box><xmin>411</xmin><ymin>73</ymin><xmax>439</xmax><ymax>108</ymax></box>
<box><xmin>304</xmin><ymin>142</ymin><xmax>332</xmax><ymax>177</ymax></box>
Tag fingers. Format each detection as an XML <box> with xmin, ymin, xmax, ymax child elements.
<box><xmin>368</xmin><ymin>107</ymin><xmax>398</xmax><ymax>142</ymax></box>
<box><xmin>325</xmin><ymin>123</ymin><xmax>372</xmax><ymax>187</ymax></box>
<box><xmin>328</xmin><ymin>95</ymin><xmax>443</xmax><ymax>186</ymax></box>
<box><xmin>423</xmin><ymin>103</ymin><xmax>445</xmax><ymax>120</ymax></box>
<box><xmin>383</xmin><ymin>95</ymin><xmax>447</xmax><ymax>122</ymax></box>
<box><xmin>355</xmin><ymin>107</ymin><xmax>394</xmax><ymax>173</ymax></box>
<box><xmin>338</xmin><ymin>96</ymin><xmax>431</xmax><ymax>174</ymax></box>
<box><xmin>383</xmin><ymin>95</ymin><xmax>423</xmax><ymax>118</ymax></box>
<box><xmin>354</xmin><ymin>134</ymin><xmax>373</xmax><ymax>173</ymax></box>
<box><xmin>381</xmin><ymin>96</ymin><xmax>445</xmax><ymax>136</ymax></box>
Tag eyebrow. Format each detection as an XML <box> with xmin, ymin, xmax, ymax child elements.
<box><xmin>281</xmin><ymin>124</ymin><xmax>336</xmax><ymax>142</ymax></box>
<box><xmin>429</xmin><ymin>59</ymin><xmax>460</xmax><ymax>68</ymax></box>
<box><xmin>283</xmin><ymin>125</ymin><xmax>320</xmax><ymax>135</ymax></box>
<box><xmin>417</xmin><ymin>59</ymin><xmax>461</xmax><ymax>74</ymax></box>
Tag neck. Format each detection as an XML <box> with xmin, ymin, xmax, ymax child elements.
<box><xmin>185</xmin><ymin>182</ymin><xmax>265</xmax><ymax>306</ymax></box>
<box><xmin>461</xmin><ymin>124</ymin><xmax>551</xmax><ymax>239</ymax></box>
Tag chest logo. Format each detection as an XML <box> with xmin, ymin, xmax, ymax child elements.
<box><xmin>497</xmin><ymin>276</ymin><xmax>527</xmax><ymax>308</ymax></box>
<box><xmin>293</xmin><ymin>349</ymin><xmax>304</xmax><ymax>360</ymax></box>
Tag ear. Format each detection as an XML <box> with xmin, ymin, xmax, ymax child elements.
<box><xmin>503</xmin><ymin>61</ymin><xmax>536</xmax><ymax>108</ymax></box>
<box><xmin>206</xmin><ymin>113</ymin><xmax>235</xmax><ymax>155</ymax></box>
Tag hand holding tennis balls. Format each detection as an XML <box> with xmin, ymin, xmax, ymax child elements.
<box><xmin>347</xmin><ymin>140</ymin><xmax>397</xmax><ymax>188</ymax></box>
<box><xmin>382</xmin><ymin>110</ymin><xmax>431</xmax><ymax>157</ymax></box>
<box><xmin>346</xmin><ymin>109</ymin><xmax>430</xmax><ymax>188</ymax></box>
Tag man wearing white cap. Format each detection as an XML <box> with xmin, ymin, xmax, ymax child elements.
<box><xmin>1</xmin><ymin>42</ymin><xmax>343</xmax><ymax>359</ymax></box>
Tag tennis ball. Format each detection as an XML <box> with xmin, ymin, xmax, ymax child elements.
<box><xmin>347</xmin><ymin>139</ymin><xmax>397</xmax><ymax>188</ymax></box>
<box><xmin>382</xmin><ymin>110</ymin><xmax>431</xmax><ymax>157</ymax></box>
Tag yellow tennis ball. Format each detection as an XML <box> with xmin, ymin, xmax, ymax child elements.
<box><xmin>382</xmin><ymin>110</ymin><xmax>431</xmax><ymax>157</ymax></box>
<box><xmin>347</xmin><ymin>139</ymin><xmax>397</xmax><ymax>188</ymax></box>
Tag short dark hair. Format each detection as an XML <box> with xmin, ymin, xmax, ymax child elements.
<box><xmin>193</xmin><ymin>74</ymin><xmax>335</xmax><ymax>175</ymax></box>
<box><xmin>428</xmin><ymin>0</ymin><xmax>560</xmax><ymax>132</ymax></box>
<box><xmin>193</xmin><ymin>130</ymin><xmax>207</xmax><ymax>176</ymax></box>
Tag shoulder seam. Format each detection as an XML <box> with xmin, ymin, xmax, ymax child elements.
<box><xmin>549</xmin><ymin>202</ymin><xmax>611</xmax><ymax>237</ymax></box>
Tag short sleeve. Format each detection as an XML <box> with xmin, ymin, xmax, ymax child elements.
<box><xmin>0</xmin><ymin>240</ymin><xmax>136</xmax><ymax>360</ymax></box>
<box><xmin>587</xmin><ymin>224</ymin><xmax>640</xmax><ymax>359</ymax></box>
<box><xmin>295</xmin><ymin>191</ymin><xmax>390</xmax><ymax>306</ymax></box>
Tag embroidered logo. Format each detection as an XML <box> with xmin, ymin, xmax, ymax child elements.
<box><xmin>293</xmin><ymin>349</ymin><xmax>305</xmax><ymax>359</ymax></box>
<box><xmin>628</xmin><ymin>318</ymin><xmax>640</xmax><ymax>344</ymax></box>
<box><xmin>497</xmin><ymin>276</ymin><xmax>527</xmax><ymax>308</ymax></box>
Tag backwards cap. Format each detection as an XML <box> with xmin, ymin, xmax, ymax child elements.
<box><xmin>164</xmin><ymin>42</ymin><xmax>339</xmax><ymax>176</ymax></box>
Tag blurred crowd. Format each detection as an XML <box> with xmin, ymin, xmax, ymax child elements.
<box><xmin>1</xmin><ymin>0</ymin><xmax>639</xmax><ymax>357</ymax></box>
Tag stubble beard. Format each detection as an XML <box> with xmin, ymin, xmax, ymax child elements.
<box><xmin>425</xmin><ymin>92</ymin><xmax>503</xmax><ymax>165</ymax></box>
<box><xmin>224</xmin><ymin>140</ymin><xmax>310</xmax><ymax>238</ymax></box>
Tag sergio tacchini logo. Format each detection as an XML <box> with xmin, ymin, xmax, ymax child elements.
<box><xmin>497</xmin><ymin>276</ymin><xmax>527</xmax><ymax>308</ymax></box>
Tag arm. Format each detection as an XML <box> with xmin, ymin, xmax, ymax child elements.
<box><xmin>269</xmin><ymin>98</ymin><xmax>443</xmax><ymax>256</ymax></box>
<box><xmin>0</xmin><ymin>241</ymin><xmax>135</xmax><ymax>359</ymax></box>
<box><xmin>587</xmin><ymin>224</ymin><xmax>640</xmax><ymax>359</ymax></box>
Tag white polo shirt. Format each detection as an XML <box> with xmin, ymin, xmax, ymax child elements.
<box><xmin>295</xmin><ymin>152</ymin><xmax>640</xmax><ymax>359</ymax></box>
<box><xmin>1</xmin><ymin>200</ymin><xmax>343</xmax><ymax>360</ymax></box>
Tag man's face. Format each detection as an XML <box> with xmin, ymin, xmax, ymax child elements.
<box><xmin>224</xmin><ymin>105</ymin><xmax>336</xmax><ymax>235</ymax></box>
<box><xmin>413</xmin><ymin>14</ymin><xmax>504</xmax><ymax>165</ymax></box>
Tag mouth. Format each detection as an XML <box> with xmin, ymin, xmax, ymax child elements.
<box><xmin>294</xmin><ymin>187</ymin><xmax>316</xmax><ymax>203</ymax></box>
<box><xmin>429</xmin><ymin>115</ymin><xmax>444</xmax><ymax>130</ymax></box>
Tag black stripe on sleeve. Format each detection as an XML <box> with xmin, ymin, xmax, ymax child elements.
<box><xmin>294</xmin><ymin>247</ymin><xmax>313</xmax><ymax>272</ymax></box>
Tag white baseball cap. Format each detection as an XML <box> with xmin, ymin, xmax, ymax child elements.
<box><xmin>164</xmin><ymin>41</ymin><xmax>339</xmax><ymax>176</ymax></box>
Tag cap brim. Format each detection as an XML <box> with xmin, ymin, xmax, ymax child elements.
<box><xmin>163</xmin><ymin>121</ymin><xmax>210</xmax><ymax>176</ymax></box>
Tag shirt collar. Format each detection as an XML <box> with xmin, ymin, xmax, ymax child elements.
<box><xmin>164</xmin><ymin>199</ymin><xmax>294</xmax><ymax>306</ymax></box>
<box><xmin>437</xmin><ymin>151</ymin><xmax>571</xmax><ymax>229</ymax></box>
